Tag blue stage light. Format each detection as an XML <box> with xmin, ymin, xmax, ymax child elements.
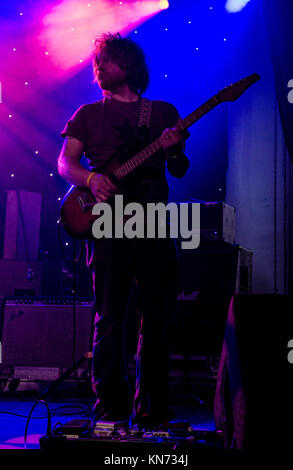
<box><xmin>225</xmin><ymin>0</ymin><xmax>251</xmax><ymax>13</ymax></box>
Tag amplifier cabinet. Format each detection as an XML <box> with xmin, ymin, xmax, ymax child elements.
<box><xmin>172</xmin><ymin>243</ymin><xmax>253</xmax><ymax>356</ymax></box>
<box><xmin>0</xmin><ymin>299</ymin><xmax>93</xmax><ymax>368</ymax></box>
<box><xmin>200</xmin><ymin>201</ymin><xmax>236</xmax><ymax>244</ymax></box>
<box><xmin>177</xmin><ymin>201</ymin><xmax>236</xmax><ymax>244</ymax></box>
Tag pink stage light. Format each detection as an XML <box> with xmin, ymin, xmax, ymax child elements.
<box><xmin>0</xmin><ymin>1</ymin><xmax>169</xmax><ymax>146</ymax></box>
<box><xmin>38</xmin><ymin>0</ymin><xmax>169</xmax><ymax>76</ymax></box>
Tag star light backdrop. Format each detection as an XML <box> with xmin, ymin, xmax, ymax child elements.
<box><xmin>2</xmin><ymin>0</ymin><xmax>290</xmax><ymax>296</ymax></box>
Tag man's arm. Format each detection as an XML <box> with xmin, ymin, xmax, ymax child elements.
<box><xmin>58</xmin><ymin>136</ymin><xmax>118</xmax><ymax>202</ymax></box>
<box><xmin>58</xmin><ymin>136</ymin><xmax>90</xmax><ymax>187</ymax></box>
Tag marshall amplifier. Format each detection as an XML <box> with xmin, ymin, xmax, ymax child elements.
<box><xmin>177</xmin><ymin>201</ymin><xmax>236</xmax><ymax>244</ymax></box>
<box><xmin>200</xmin><ymin>201</ymin><xmax>236</xmax><ymax>244</ymax></box>
<box><xmin>0</xmin><ymin>298</ymin><xmax>94</xmax><ymax>369</ymax></box>
<box><xmin>171</xmin><ymin>243</ymin><xmax>253</xmax><ymax>356</ymax></box>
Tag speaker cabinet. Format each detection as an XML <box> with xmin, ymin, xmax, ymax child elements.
<box><xmin>0</xmin><ymin>299</ymin><xmax>93</xmax><ymax>368</ymax></box>
<box><xmin>214</xmin><ymin>294</ymin><xmax>293</xmax><ymax>449</ymax></box>
<box><xmin>171</xmin><ymin>242</ymin><xmax>252</xmax><ymax>356</ymax></box>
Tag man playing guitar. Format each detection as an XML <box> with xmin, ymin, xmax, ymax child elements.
<box><xmin>58</xmin><ymin>32</ymin><xmax>190</xmax><ymax>428</ymax></box>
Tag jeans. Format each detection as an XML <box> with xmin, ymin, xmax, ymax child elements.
<box><xmin>91</xmin><ymin>236</ymin><xmax>178</xmax><ymax>419</ymax></box>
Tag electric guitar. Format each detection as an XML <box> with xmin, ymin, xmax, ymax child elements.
<box><xmin>60</xmin><ymin>73</ymin><xmax>260</xmax><ymax>240</ymax></box>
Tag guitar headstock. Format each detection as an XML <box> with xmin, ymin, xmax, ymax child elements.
<box><xmin>217</xmin><ymin>73</ymin><xmax>261</xmax><ymax>102</ymax></box>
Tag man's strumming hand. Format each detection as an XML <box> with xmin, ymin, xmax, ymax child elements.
<box><xmin>89</xmin><ymin>173</ymin><xmax>118</xmax><ymax>203</ymax></box>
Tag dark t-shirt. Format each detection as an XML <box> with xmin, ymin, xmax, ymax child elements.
<box><xmin>61</xmin><ymin>96</ymin><xmax>189</xmax><ymax>204</ymax></box>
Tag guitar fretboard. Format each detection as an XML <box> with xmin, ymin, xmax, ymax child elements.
<box><xmin>180</xmin><ymin>95</ymin><xmax>219</xmax><ymax>129</ymax></box>
<box><xmin>113</xmin><ymin>95</ymin><xmax>220</xmax><ymax>181</ymax></box>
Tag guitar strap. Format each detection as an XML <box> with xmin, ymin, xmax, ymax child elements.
<box><xmin>138</xmin><ymin>97</ymin><xmax>152</xmax><ymax>128</ymax></box>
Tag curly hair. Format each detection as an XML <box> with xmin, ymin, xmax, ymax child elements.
<box><xmin>92</xmin><ymin>32</ymin><xmax>150</xmax><ymax>96</ymax></box>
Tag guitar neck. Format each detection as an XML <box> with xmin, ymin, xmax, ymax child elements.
<box><xmin>112</xmin><ymin>95</ymin><xmax>220</xmax><ymax>181</ymax></box>
<box><xmin>180</xmin><ymin>95</ymin><xmax>220</xmax><ymax>130</ymax></box>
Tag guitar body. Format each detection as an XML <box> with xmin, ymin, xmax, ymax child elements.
<box><xmin>60</xmin><ymin>186</ymin><xmax>96</xmax><ymax>240</ymax></box>
<box><xmin>60</xmin><ymin>127</ymin><xmax>150</xmax><ymax>240</ymax></box>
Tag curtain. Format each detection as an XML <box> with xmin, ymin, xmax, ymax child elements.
<box><xmin>262</xmin><ymin>0</ymin><xmax>293</xmax><ymax>164</ymax></box>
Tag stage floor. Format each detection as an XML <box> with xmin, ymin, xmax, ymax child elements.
<box><xmin>0</xmin><ymin>383</ymin><xmax>216</xmax><ymax>450</ymax></box>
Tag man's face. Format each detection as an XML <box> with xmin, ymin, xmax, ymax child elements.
<box><xmin>96</xmin><ymin>49</ymin><xmax>127</xmax><ymax>92</ymax></box>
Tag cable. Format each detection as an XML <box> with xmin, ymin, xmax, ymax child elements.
<box><xmin>0</xmin><ymin>410</ymin><xmax>52</xmax><ymax>419</ymax></box>
<box><xmin>0</xmin><ymin>397</ymin><xmax>93</xmax><ymax>448</ymax></box>
<box><xmin>57</xmin><ymin>218</ymin><xmax>84</xmax><ymax>264</ymax></box>
<box><xmin>24</xmin><ymin>400</ymin><xmax>51</xmax><ymax>449</ymax></box>
<box><xmin>0</xmin><ymin>403</ymin><xmax>92</xmax><ymax>419</ymax></box>
<box><xmin>52</xmin><ymin>421</ymin><xmax>63</xmax><ymax>432</ymax></box>
<box><xmin>50</xmin><ymin>403</ymin><xmax>92</xmax><ymax>415</ymax></box>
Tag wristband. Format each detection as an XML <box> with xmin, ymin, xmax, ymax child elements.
<box><xmin>86</xmin><ymin>171</ymin><xmax>96</xmax><ymax>188</ymax></box>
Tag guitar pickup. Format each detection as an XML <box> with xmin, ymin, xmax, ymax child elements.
<box><xmin>78</xmin><ymin>192</ymin><xmax>93</xmax><ymax>212</ymax></box>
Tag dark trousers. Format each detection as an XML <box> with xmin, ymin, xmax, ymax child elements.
<box><xmin>91</xmin><ymin>236</ymin><xmax>178</xmax><ymax>419</ymax></box>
